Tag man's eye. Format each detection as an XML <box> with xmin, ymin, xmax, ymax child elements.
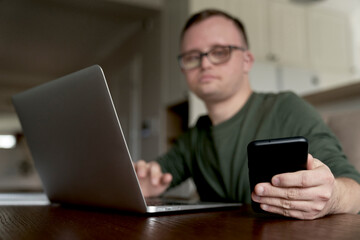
<box><xmin>211</xmin><ymin>49</ymin><xmax>227</xmax><ymax>58</ymax></box>
<box><xmin>183</xmin><ymin>54</ymin><xmax>200</xmax><ymax>62</ymax></box>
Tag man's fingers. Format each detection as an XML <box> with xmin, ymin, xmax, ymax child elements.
<box><xmin>272</xmin><ymin>169</ymin><xmax>331</xmax><ymax>188</ymax></box>
<box><xmin>162</xmin><ymin>173</ymin><xmax>173</xmax><ymax>185</ymax></box>
<box><xmin>135</xmin><ymin>160</ymin><xmax>148</xmax><ymax>178</ymax></box>
<box><xmin>312</xmin><ymin>158</ymin><xmax>325</xmax><ymax>169</ymax></box>
<box><xmin>134</xmin><ymin>160</ymin><xmax>173</xmax><ymax>197</ymax></box>
<box><xmin>254</xmin><ymin>183</ymin><xmax>328</xmax><ymax>201</ymax></box>
<box><xmin>306</xmin><ymin>153</ymin><xmax>314</xmax><ymax>170</ymax></box>
<box><xmin>253</xmin><ymin>155</ymin><xmax>337</xmax><ymax>220</ymax></box>
<box><xmin>259</xmin><ymin>203</ymin><xmax>323</xmax><ymax>220</ymax></box>
<box><xmin>149</xmin><ymin>164</ymin><xmax>173</xmax><ymax>187</ymax></box>
<box><xmin>272</xmin><ymin>157</ymin><xmax>331</xmax><ymax>188</ymax></box>
<box><xmin>149</xmin><ymin>162</ymin><xmax>163</xmax><ymax>185</ymax></box>
<box><xmin>272</xmin><ymin>171</ymin><xmax>313</xmax><ymax>188</ymax></box>
<box><xmin>135</xmin><ymin>161</ymin><xmax>171</xmax><ymax>187</ymax></box>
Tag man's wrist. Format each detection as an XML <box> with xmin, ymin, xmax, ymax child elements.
<box><xmin>328</xmin><ymin>178</ymin><xmax>341</xmax><ymax>214</ymax></box>
<box><xmin>332</xmin><ymin>178</ymin><xmax>360</xmax><ymax>214</ymax></box>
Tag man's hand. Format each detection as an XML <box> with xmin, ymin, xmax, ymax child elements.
<box><xmin>251</xmin><ymin>154</ymin><xmax>338</xmax><ymax>220</ymax></box>
<box><xmin>133</xmin><ymin>160</ymin><xmax>173</xmax><ymax>198</ymax></box>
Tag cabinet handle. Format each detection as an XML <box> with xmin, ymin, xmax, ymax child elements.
<box><xmin>266</xmin><ymin>53</ymin><xmax>278</xmax><ymax>62</ymax></box>
<box><xmin>311</xmin><ymin>76</ymin><xmax>320</xmax><ymax>86</ymax></box>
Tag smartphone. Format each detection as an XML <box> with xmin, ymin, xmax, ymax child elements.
<box><xmin>247</xmin><ymin>136</ymin><xmax>308</xmax><ymax>213</ymax></box>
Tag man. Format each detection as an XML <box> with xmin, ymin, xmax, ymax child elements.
<box><xmin>134</xmin><ymin>9</ymin><xmax>360</xmax><ymax>220</ymax></box>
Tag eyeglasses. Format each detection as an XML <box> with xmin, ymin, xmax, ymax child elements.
<box><xmin>178</xmin><ymin>45</ymin><xmax>247</xmax><ymax>70</ymax></box>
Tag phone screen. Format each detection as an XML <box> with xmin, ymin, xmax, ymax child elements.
<box><xmin>247</xmin><ymin>136</ymin><xmax>308</xmax><ymax>213</ymax></box>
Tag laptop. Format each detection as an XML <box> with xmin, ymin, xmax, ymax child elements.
<box><xmin>12</xmin><ymin>65</ymin><xmax>241</xmax><ymax>214</ymax></box>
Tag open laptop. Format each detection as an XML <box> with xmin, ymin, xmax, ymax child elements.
<box><xmin>12</xmin><ymin>65</ymin><xmax>242</xmax><ymax>214</ymax></box>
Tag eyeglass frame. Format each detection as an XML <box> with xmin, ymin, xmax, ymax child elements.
<box><xmin>177</xmin><ymin>45</ymin><xmax>247</xmax><ymax>70</ymax></box>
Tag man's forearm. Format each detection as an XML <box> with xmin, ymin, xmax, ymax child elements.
<box><xmin>332</xmin><ymin>177</ymin><xmax>360</xmax><ymax>214</ymax></box>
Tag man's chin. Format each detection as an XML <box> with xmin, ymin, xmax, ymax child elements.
<box><xmin>195</xmin><ymin>91</ymin><xmax>221</xmax><ymax>102</ymax></box>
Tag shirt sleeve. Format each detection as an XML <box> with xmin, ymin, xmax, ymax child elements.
<box><xmin>279</xmin><ymin>92</ymin><xmax>360</xmax><ymax>183</ymax></box>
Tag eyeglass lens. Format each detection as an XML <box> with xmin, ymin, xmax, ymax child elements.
<box><xmin>180</xmin><ymin>46</ymin><xmax>232</xmax><ymax>70</ymax></box>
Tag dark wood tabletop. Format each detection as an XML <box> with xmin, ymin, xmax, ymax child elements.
<box><xmin>0</xmin><ymin>204</ymin><xmax>360</xmax><ymax>240</ymax></box>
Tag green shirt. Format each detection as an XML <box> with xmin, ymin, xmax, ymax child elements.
<box><xmin>157</xmin><ymin>92</ymin><xmax>360</xmax><ymax>204</ymax></box>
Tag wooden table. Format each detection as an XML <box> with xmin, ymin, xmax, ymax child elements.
<box><xmin>0</xmin><ymin>203</ymin><xmax>359</xmax><ymax>240</ymax></box>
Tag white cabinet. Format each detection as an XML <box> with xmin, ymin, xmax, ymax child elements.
<box><xmin>308</xmin><ymin>8</ymin><xmax>352</xmax><ymax>74</ymax></box>
<box><xmin>306</xmin><ymin>2</ymin><xmax>360</xmax><ymax>91</ymax></box>
<box><xmin>281</xmin><ymin>67</ymin><xmax>321</xmax><ymax>95</ymax></box>
<box><xmin>269</xmin><ymin>0</ymin><xmax>308</xmax><ymax>68</ymax></box>
<box><xmin>228</xmin><ymin>0</ymin><xmax>269</xmax><ymax>62</ymax></box>
<box><xmin>189</xmin><ymin>0</ymin><xmax>228</xmax><ymax>13</ymax></box>
<box><xmin>235</xmin><ymin>0</ymin><xmax>308</xmax><ymax>67</ymax></box>
<box><xmin>250</xmin><ymin>62</ymin><xmax>322</xmax><ymax>96</ymax></box>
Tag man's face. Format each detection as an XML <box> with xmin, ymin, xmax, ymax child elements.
<box><xmin>181</xmin><ymin>16</ymin><xmax>253</xmax><ymax>103</ymax></box>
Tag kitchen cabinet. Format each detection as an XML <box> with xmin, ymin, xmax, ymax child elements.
<box><xmin>250</xmin><ymin>63</ymin><xmax>322</xmax><ymax>96</ymax></box>
<box><xmin>308</xmin><ymin>8</ymin><xmax>353</xmax><ymax>74</ymax></box>
<box><xmin>269</xmin><ymin>0</ymin><xmax>308</xmax><ymax>68</ymax></box>
<box><xmin>189</xmin><ymin>0</ymin><xmax>229</xmax><ymax>14</ymax></box>
<box><xmin>228</xmin><ymin>0</ymin><xmax>269</xmax><ymax>62</ymax></box>
<box><xmin>306</xmin><ymin>2</ymin><xmax>360</xmax><ymax>91</ymax></box>
<box><xmin>281</xmin><ymin>66</ymin><xmax>321</xmax><ymax>95</ymax></box>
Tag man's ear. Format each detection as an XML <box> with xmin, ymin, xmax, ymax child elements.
<box><xmin>243</xmin><ymin>50</ymin><xmax>254</xmax><ymax>73</ymax></box>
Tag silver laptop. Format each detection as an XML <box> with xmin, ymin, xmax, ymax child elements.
<box><xmin>12</xmin><ymin>65</ymin><xmax>242</xmax><ymax>213</ymax></box>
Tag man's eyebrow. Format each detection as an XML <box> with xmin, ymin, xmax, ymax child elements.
<box><xmin>181</xmin><ymin>44</ymin><xmax>231</xmax><ymax>54</ymax></box>
<box><xmin>180</xmin><ymin>48</ymin><xmax>202</xmax><ymax>55</ymax></box>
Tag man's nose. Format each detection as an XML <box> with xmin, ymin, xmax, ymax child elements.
<box><xmin>200</xmin><ymin>54</ymin><xmax>213</xmax><ymax>69</ymax></box>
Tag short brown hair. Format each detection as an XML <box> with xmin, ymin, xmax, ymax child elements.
<box><xmin>180</xmin><ymin>9</ymin><xmax>249</xmax><ymax>49</ymax></box>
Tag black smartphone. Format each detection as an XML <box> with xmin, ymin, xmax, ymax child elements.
<box><xmin>247</xmin><ymin>136</ymin><xmax>308</xmax><ymax>213</ymax></box>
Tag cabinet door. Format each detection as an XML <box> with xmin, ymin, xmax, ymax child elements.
<box><xmin>281</xmin><ymin>66</ymin><xmax>320</xmax><ymax>96</ymax></box>
<box><xmin>269</xmin><ymin>0</ymin><xmax>308</xmax><ymax>68</ymax></box>
<box><xmin>308</xmin><ymin>8</ymin><xmax>352</xmax><ymax>74</ymax></box>
<box><xmin>189</xmin><ymin>0</ymin><xmax>229</xmax><ymax>14</ymax></box>
<box><xmin>229</xmin><ymin>0</ymin><xmax>269</xmax><ymax>61</ymax></box>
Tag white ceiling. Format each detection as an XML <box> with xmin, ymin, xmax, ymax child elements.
<box><xmin>0</xmin><ymin>0</ymin><xmax>161</xmax><ymax>133</ymax></box>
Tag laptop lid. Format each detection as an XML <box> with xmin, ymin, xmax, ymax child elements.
<box><xmin>12</xmin><ymin>65</ymin><xmax>241</xmax><ymax>213</ymax></box>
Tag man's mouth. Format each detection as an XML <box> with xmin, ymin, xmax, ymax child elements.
<box><xmin>199</xmin><ymin>74</ymin><xmax>217</xmax><ymax>83</ymax></box>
